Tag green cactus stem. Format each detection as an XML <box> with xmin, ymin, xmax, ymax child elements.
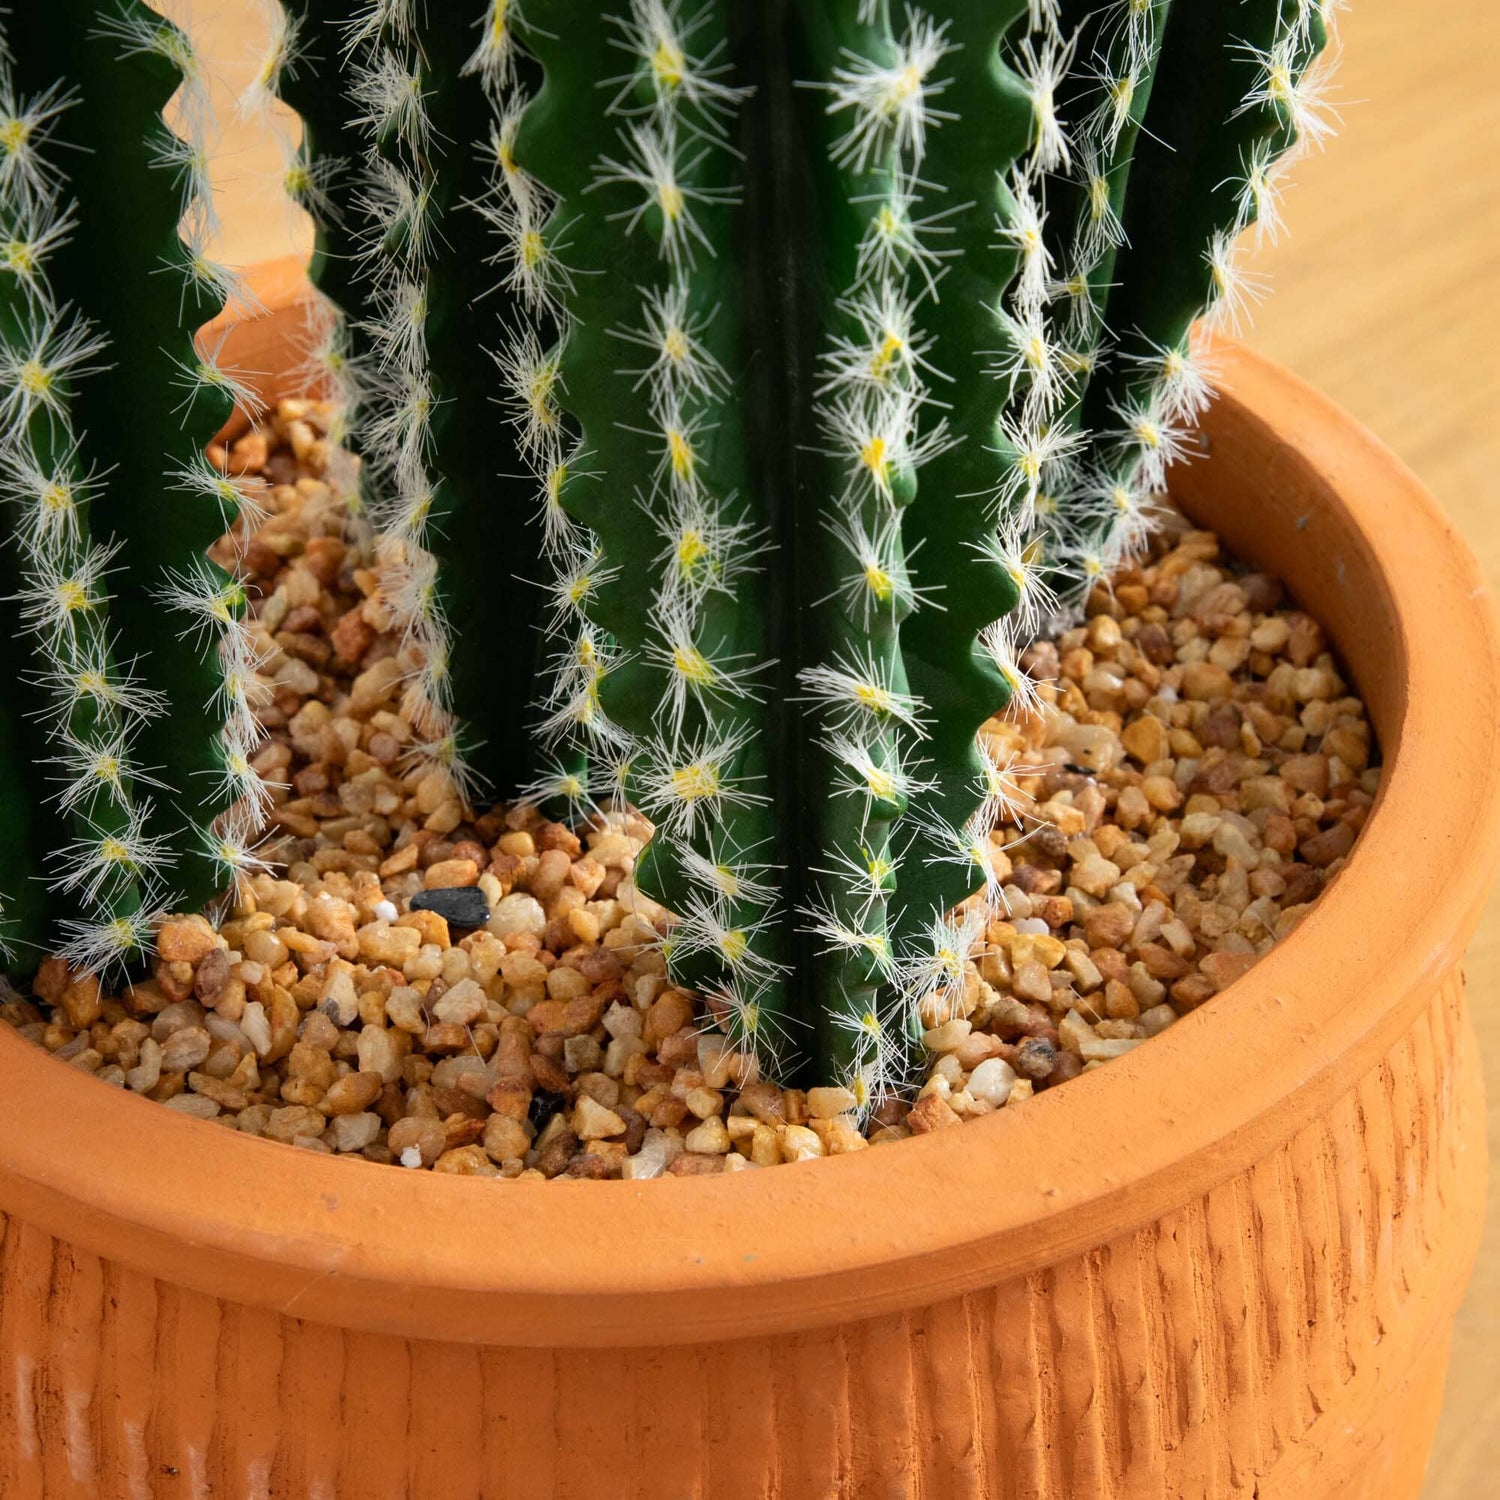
<box><xmin>248</xmin><ymin>0</ymin><xmax>1337</xmax><ymax>1104</ymax></box>
<box><xmin>1081</xmin><ymin>0</ymin><xmax>1332</xmax><ymax>436</ymax></box>
<box><xmin>274</xmin><ymin>1</ymin><xmax>564</xmax><ymax>804</ymax></box>
<box><xmin>0</xmin><ymin>1</ymin><xmax>241</xmax><ymax>971</ymax></box>
<box><xmin>0</xmin><ymin>675</ymin><xmax>53</xmax><ymax>957</ymax></box>
<box><xmin>264</xmin><ymin>0</ymin><xmax>380</xmax><ymax>422</ymax></box>
<box><xmin>1041</xmin><ymin>0</ymin><xmax>1333</xmax><ymax>590</ymax></box>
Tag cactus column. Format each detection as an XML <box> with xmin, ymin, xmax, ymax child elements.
<box><xmin>0</xmin><ymin>1</ymin><xmax>242</xmax><ymax>968</ymax></box>
<box><xmin>276</xmin><ymin>0</ymin><xmax>562</xmax><ymax>802</ymax></box>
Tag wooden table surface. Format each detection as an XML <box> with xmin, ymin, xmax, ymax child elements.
<box><xmin>185</xmin><ymin>2</ymin><xmax>1499</xmax><ymax>1493</ymax></box>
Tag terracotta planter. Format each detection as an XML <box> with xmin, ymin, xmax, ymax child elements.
<box><xmin>1</xmin><ymin>260</ymin><xmax>1496</xmax><ymax>1500</ymax></box>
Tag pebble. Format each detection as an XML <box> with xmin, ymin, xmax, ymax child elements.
<box><xmin>482</xmin><ymin>1114</ymin><xmax>529</xmax><ymax>1162</ymax></box>
<box><xmin>573</xmin><ymin>1095</ymin><xmax>627</xmax><ymax>1141</ymax></box>
<box><xmin>240</xmin><ymin>1002</ymin><xmax>272</xmax><ymax>1057</ymax></box>
<box><xmin>389</xmin><ymin>1117</ymin><xmax>446</xmax><ymax>1168</ymax></box>
<box><xmin>1182</xmin><ymin>661</ymin><xmax>1235</xmax><ymax>701</ymax></box>
<box><xmin>780</xmin><ymin>1124</ymin><xmax>825</xmax><ymax>1160</ymax></box>
<box><xmin>265</xmin><ymin>1105</ymin><xmax>327</xmax><ymax>1145</ymax></box>
<box><xmin>622</xmin><ymin>1129</ymin><xmax>676</xmax><ymax>1180</ymax></box>
<box><xmin>423</xmin><ymin>858</ymin><xmax>480</xmax><ymax>889</ymax></box>
<box><xmin>1121</xmin><ymin>715</ymin><xmax>1169</xmax><ymax>766</ymax></box>
<box><xmin>487</xmin><ymin>893</ymin><xmax>547</xmax><ymax>939</ymax></box>
<box><xmin>907</xmin><ymin>1094</ymin><xmax>961</xmax><ymax>1134</ymax></box>
<box><xmin>1014</xmin><ymin>1037</ymin><xmax>1057</xmax><ymax>1080</ymax></box>
<box><xmin>806</xmin><ymin>1085</ymin><xmax>857</xmax><ymax>1119</ymax></box>
<box><xmin>155</xmin><ymin>915</ymin><xmax>220</xmax><ymax>965</ymax></box>
<box><xmin>324</xmin><ymin>1072</ymin><xmax>383</xmax><ymax>1115</ymax></box>
<box><xmin>1200</xmin><ymin>950</ymin><xmax>1258</xmax><ymax>992</ymax></box>
<box><xmin>1012</xmin><ymin>962</ymin><xmax>1051</xmax><ymax>1005</ymax></box>
<box><xmin>328</xmin><ymin>1112</ymin><xmax>381</xmax><ymax>1152</ymax></box>
<box><xmin>164</xmin><ymin>1095</ymin><xmax>220</xmax><ymax>1120</ymax></box>
<box><xmin>967</xmin><ymin>1057</ymin><xmax>1017</xmax><ymax>1106</ymax></box>
<box><xmin>684</xmin><ymin>1116</ymin><xmax>730</xmax><ymax>1154</ymax></box>
<box><xmin>59</xmin><ymin>974</ymin><xmax>102</xmax><ymax>1029</ymax></box>
<box><xmin>430</xmin><ymin>978</ymin><xmax>486</xmax><ymax>1026</ymax></box>
<box><xmin>409</xmin><ymin>886</ymin><xmax>490</xmax><ymax>929</ymax></box>
<box><xmin>159</xmin><ymin>1027</ymin><xmax>212</xmax><ymax>1074</ymax></box>
<box><xmin>358</xmin><ymin>924</ymin><xmax>420</xmax><ymax>967</ymax></box>
<box><xmin>1080</xmin><ymin>1036</ymin><xmax>1147</xmax><ymax>1062</ymax></box>
<box><xmin>1070</xmin><ymin>854</ymin><xmax>1122</xmax><ymax>899</ymax></box>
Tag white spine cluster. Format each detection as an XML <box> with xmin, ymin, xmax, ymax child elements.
<box><xmin>239</xmin><ymin>0</ymin><xmax>307</xmax><ymax>120</ymax></box>
<box><xmin>0</xmin><ymin>27</ymin><xmax>184</xmax><ymax>969</ymax></box>
<box><xmin>989</xmin><ymin>6</ymin><xmax>1105</xmax><ymax>612</ymax></box>
<box><xmin>863</xmin><ymin>0</ymin><xmax>1339</xmax><ymax>1061</ymax></box>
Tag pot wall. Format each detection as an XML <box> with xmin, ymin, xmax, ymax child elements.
<box><xmin>0</xmin><ymin>974</ymin><xmax>1482</xmax><ymax>1499</ymax></box>
<box><xmin>0</xmin><ymin>266</ymin><xmax>1494</xmax><ymax>1498</ymax></box>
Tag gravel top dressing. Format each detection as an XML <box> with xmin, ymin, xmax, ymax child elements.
<box><xmin>0</xmin><ymin>400</ymin><xmax>1378</xmax><ymax>1179</ymax></box>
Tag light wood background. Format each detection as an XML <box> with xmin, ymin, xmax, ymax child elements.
<box><xmin>182</xmin><ymin>2</ymin><xmax>1499</xmax><ymax>1493</ymax></box>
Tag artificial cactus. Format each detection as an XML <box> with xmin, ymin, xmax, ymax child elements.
<box><xmin>0</xmin><ymin>0</ymin><xmax>1335</xmax><ymax>1112</ymax></box>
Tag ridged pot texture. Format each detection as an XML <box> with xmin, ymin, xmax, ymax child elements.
<box><xmin>0</xmin><ymin>266</ymin><xmax>1495</xmax><ymax>1499</ymax></box>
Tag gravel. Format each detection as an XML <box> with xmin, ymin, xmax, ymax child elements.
<box><xmin>0</xmin><ymin>400</ymin><xmax>1379</xmax><ymax>1178</ymax></box>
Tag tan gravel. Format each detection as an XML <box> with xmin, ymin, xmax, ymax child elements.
<box><xmin>0</xmin><ymin>403</ymin><xmax>1379</xmax><ymax>1178</ymax></box>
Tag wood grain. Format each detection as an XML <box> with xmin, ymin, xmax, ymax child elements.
<box><xmin>177</xmin><ymin>3</ymin><xmax>1500</xmax><ymax>1495</ymax></box>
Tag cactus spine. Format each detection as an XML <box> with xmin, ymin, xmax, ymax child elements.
<box><xmin>0</xmin><ymin>1</ymin><xmax>1336</xmax><ymax>1111</ymax></box>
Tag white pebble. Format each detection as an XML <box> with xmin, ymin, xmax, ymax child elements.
<box><xmin>1079</xmin><ymin>1036</ymin><xmax>1146</xmax><ymax>1062</ymax></box>
<box><xmin>622</xmin><ymin>1128</ymin><xmax>675</xmax><ymax>1181</ymax></box>
<box><xmin>1139</xmin><ymin>1003</ymin><xmax>1177</xmax><ymax>1037</ymax></box>
<box><xmin>967</xmin><ymin>1056</ymin><xmax>1018</xmax><ymax>1106</ymax></box>
<box><xmin>1013</xmin><ymin>917</ymin><xmax>1050</xmax><ymax>936</ymax></box>
<box><xmin>430</xmin><ymin>978</ymin><xmax>485</xmax><ymax>1026</ymax></box>
<box><xmin>399</xmin><ymin>1146</ymin><xmax>423</xmax><ymax>1169</ymax></box>
<box><xmin>922</xmin><ymin>1018</ymin><xmax>972</xmax><ymax>1053</ymax></box>
<box><xmin>204</xmin><ymin>1013</ymin><xmax>244</xmax><ymax>1043</ymax></box>
<box><xmin>328</xmin><ymin>1112</ymin><xmax>381</xmax><ymax>1153</ymax></box>
<box><xmin>374</xmin><ymin>899</ymin><xmax>398</xmax><ymax>922</ymax></box>
<box><xmin>239</xmin><ymin>1001</ymin><xmax>273</xmax><ymax>1058</ymax></box>
<box><xmin>487</xmin><ymin>892</ymin><xmax>547</xmax><ymax>939</ymax></box>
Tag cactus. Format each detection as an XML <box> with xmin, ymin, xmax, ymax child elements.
<box><xmin>0</xmin><ymin>0</ymin><xmax>1335</xmax><ymax>1108</ymax></box>
<box><xmin>0</xmin><ymin>2</ymin><xmax>253</xmax><ymax>968</ymax></box>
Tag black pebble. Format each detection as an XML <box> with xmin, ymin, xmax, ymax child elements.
<box><xmin>528</xmin><ymin>1088</ymin><xmax>569</xmax><ymax>1132</ymax></box>
<box><xmin>408</xmin><ymin>886</ymin><xmax>491</xmax><ymax>929</ymax></box>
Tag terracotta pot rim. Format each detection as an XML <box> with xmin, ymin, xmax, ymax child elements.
<box><xmin>1</xmin><ymin>266</ymin><xmax>1496</xmax><ymax>1349</ymax></box>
